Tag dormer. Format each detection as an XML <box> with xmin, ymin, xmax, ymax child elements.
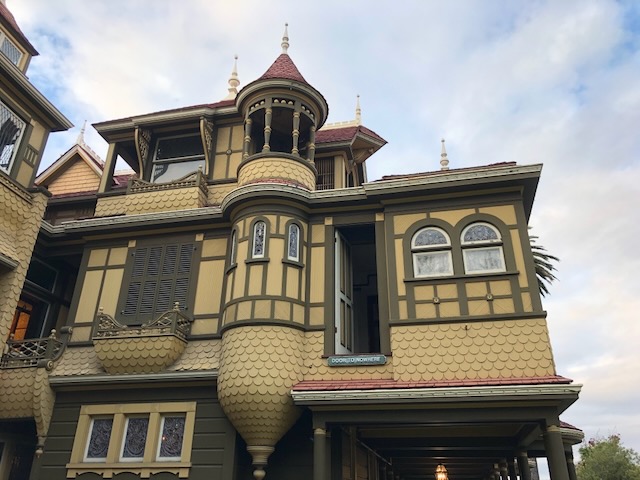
<box><xmin>0</xmin><ymin>1</ymin><xmax>38</xmax><ymax>73</ymax></box>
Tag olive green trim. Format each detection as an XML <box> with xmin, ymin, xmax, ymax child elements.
<box><xmin>220</xmin><ymin>319</ymin><xmax>307</xmax><ymax>334</ymax></box>
<box><xmin>331</xmin><ymin>212</ymin><xmax>377</xmax><ymax>225</ymax></box>
<box><xmin>207</xmin><ymin>178</ymin><xmax>237</xmax><ymax>186</ymax></box>
<box><xmin>515</xmin><ymin>201</ymin><xmax>544</xmax><ymax>311</ymax></box>
<box><xmin>186</xmin><ymin>333</ymin><xmax>222</xmax><ymax>340</ymax></box>
<box><xmin>66</xmin><ymin>246</ymin><xmax>92</xmax><ymax>328</ymax></box>
<box><xmin>388</xmin><ymin>310</ymin><xmax>546</xmax><ymax>326</ymax></box>
<box><xmin>323</xmin><ymin>224</ymin><xmax>335</xmax><ymax>355</ymax></box>
<box><xmin>403</xmin><ymin>271</ymin><xmax>520</xmax><ymax>283</ymax></box>
<box><xmin>245</xmin><ymin>257</ymin><xmax>270</xmax><ymax>265</ymax></box>
<box><xmin>223</xmin><ymin>295</ymin><xmax>307</xmax><ymax>308</ymax></box>
<box><xmin>49</xmin><ymin>370</ymin><xmax>218</xmax><ymax>389</ymax></box>
<box><xmin>384</xmin><ymin>209</ymin><xmax>400</xmax><ymax>322</ymax></box>
<box><xmin>374</xmin><ymin>219</ymin><xmax>391</xmax><ymax>355</ymax></box>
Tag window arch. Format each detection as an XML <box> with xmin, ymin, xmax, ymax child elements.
<box><xmin>251</xmin><ymin>221</ymin><xmax>267</xmax><ymax>259</ymax></box>
<box><xmin>287</xmin><ymin>223</ymin><xmax>300</xmax><ymax>262</ymax></box>
<box><xmin>461</xmin><ymin>222</ymin><xmax>506</xmax><ymax>274</ymax></box>
<box><xmin>411</xmin><ymin>227</ymin><xmax>453</xmax><ymax>278</ymax></box>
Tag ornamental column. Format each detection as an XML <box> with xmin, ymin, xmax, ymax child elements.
<box><xmin>543</xmin><ymin>425</ymin><xmax>570</xmax><ymax>480</ymax></box>
<box><xmin>517</xmin><ymin>451</ymin><xmax>532</xmax><ymax>480</ymax></box>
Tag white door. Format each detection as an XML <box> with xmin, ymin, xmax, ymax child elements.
<box><xmin>335</xmin><ymin>231</ymin><xmax>354</xmax><ymax>354</ymax></box>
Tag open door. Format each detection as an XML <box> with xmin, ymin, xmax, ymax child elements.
<box><xmin>335</xmin><ymin>231</ymin><xmax>353</xmax><ymax>354</ymax></box>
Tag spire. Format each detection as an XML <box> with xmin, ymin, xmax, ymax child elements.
<box><xmin>281</xmin><ymin>23</ymin><xmax>289</xmax><ymax>54</ymax></box>
<box><xmin>440</xmin><ymin>138</ymin><xmax>450</xmax><ymax>171</ymax></box>
<box><xmin>76</xmin><ymin>120</ymin><xmax>87</xmax><ymax>146</ymax></box>
<box><xmin>355</xmin><ymin>95</ymin><xmax>362</xmax><ymax>125</ymax></box>
<box><xmin>225</xmin><ymin>55</ymin><xmax>240</xmax><ymax>100</ymax></box>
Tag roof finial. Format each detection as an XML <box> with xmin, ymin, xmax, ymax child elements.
<box><xmin>281</xmin><ymin>23</ymin><xmax>289</xmax><ymax>54</ymax></box>
<box><xmin>355</xmin><ymin>95</ymin><xmax>362</xmax><ymax>125</ymax></box>
<box><xmin>76</xmin><ymin>120</ymin><xmax>87</xmax><ymax>146</ymax></box>
<box><xmin>225</xmin><ymin>55</ymin><xmax>240</xmax><ymax>100</ymax></box>
<box><xmin>440</xmin><ymin>138</ymin><xmax>450</xmax><ymax>171</ymax></box>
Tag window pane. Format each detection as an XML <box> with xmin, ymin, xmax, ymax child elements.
<box><xmin>288</xmin><ymin>224</ymin><xmax>299</xmax><ymax>261</ymax></box>
<box><xmin>121</xmin><ymin>417</ymin><xmax>149</xmax><ymax>460</ymax></box>
<box><xmin>463</xmin><ymin>223</ymin><xmax>499</xmax><ymax>243</ymax></box>
<box><xmin>463</xmin><ymin>247</ymin><xmax>506</xmax><ymax>273</ymax></box>
<box><xmin>1</xmin><ymin>37</ymin><xmax>22</xmax><ymax>66</ymax></box>
<box><xmin>413</xmin><ymin>228</ymin><xmax>449</xmax><ymax>248</ymax></box>
<box><xmin>230</xmin><ymin>230</ymin><xmax>237</xmax><ymax>264</ymax></box>
<box><xmin>156</xmin><ymin>136</ymin><xmax>204</xmax><ymax>160</ymax></box>
<box><xmin>158</xmin><ymin>416</ymin><xmax>185</xmax><ymax>459</ymax></box>
<box><xmin>86</xmin><ymin>418</ymin><xmax>113</xmax><ymax>460</ymax></box>
<box><xmin>253</xmin><ymin>222</ymin><xmax>266</xmax><ymax>258</ymax></box>
<box><xmin>413</xmin><ymin>251</ymin><xmax>453</xmax><ymax>277</ymax></box>
<box><xmin>0</xmin><ymin>100</ymin><xmax>26</xmax><ymax>173</ymax></box>
<box><xmin>152</xmin><ymin>159</ymin><xmax>204</xmax><ymax>183</ymax></box>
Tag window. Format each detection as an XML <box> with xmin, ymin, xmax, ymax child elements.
<box><xmin>251</xmin><ymin>221</ymin><xmax>266</xmax><ymax>259</ymax></box>
<box><xmin>68</xmin><ymin>403</ymin><xmax>195</xmax><ymax>479</ymax></box>
<box><xmin>287</xmin><ymin>223</ymin><xmax>300</xmax><ymax>262</ymax></box>
<box><xmin>118</xmin><ymin>240</ymin><xmax>197</xmax><ymax>324</ymax></box>
<box><xmin>461</xmin><ymin>222</ymin><xmax>506</xmax><ymax>274</ymax></box>
<box><xmin>0</xmin><ymin>33</ymin><xmax>23</xmax><ymax>66</ymax></box>
<box><xmin>315</xmin><ymin>157</ymin><xmax>334</xmax><ymax>190</ymax></box>
<box><xmin>151</xmin><ymin>134</ymin><xmax>205</xmax><ymax>183</ymax></box>
<box><xmin>411</xmin><ymin>227</ymin><xmax>453</xmax><ymax>277</ymax></box>
<box><xmin>0</xmin><ymin>99</ymin><xmax>26</xmax><ymax>175</ymax></box>
<box><xmin>229</xmin><ymin>230</ymin><xmax>237</xmax><ymax>267</ymax></box>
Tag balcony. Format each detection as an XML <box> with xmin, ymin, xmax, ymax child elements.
<box><xmin>92</xmin><ymin>304</ymin><xmax>192</xmax><ymax>375</ymax></box>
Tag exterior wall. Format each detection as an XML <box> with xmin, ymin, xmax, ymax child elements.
<box><xmin>45</xmin><ymin>160</ymin><xmax>100</xmax><ymax>195</ymax></box>
<box><xmin>0</xmin><ymin>177</ymin><xmax>48</xmax><ymax>350</ymax></box>
<box><xmin>213</xmin><ymin>124</ymin><xmax>244</xmax><ymax>181</ymax></box>
<box><xmin>94</xmin><ymin>186</ymin><xmax>207</xmax><ymax>217</ymax></box>
<box><xmin>34</xmin><ymin>386</ymin><xmax>236</xmax><ymax>480</ymax></box>
<box><xmin>237</xmin><ymin>155</ymin><xmax>316</xmax><ymax>190</ymax></box>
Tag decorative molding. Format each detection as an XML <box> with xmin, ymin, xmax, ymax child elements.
<box><xmin>134</xmin><ymin>126</ymin><xmax>152</xmax><ymax>175</ymax></box>
<box><xmin>126</xmin><ymin>169</ymin><xmax>208</xmax><ymax>196</ymax></box>
<box><xmin>200</xmin><ymin>117</ymin><xmax>214</xmax><ymax>169</ymax></box>
<box><xmin>0</xmin><ymin>327</ymin><xmax>72</xmax><ymax>369</ymax></box>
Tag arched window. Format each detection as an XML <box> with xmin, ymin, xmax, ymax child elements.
<box><xmin>252</xmin><ymin>221</ymin><xmax>266</xmax><ymax>259</ymax></box>
<box><xmin>229</xmin><ymin>230</ymin><xmax>237</xmax><ymax>266</ymax></box>
<box><xmin>461</xmin><ymin>222</ymin><xmax>506</xmax><ymax>274</ymax></box>
<box><xmin>411</xmin><ymin>227</ymin><xmax>453</xmax><ymax>277</ymax></box>
<box><xmin>287</xmin><ymin>224</ymin><xmax>300</xmax><ymax>262</ymax></box>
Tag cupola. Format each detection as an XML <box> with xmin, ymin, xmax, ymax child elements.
<box><xmin>234</xmin><ymin>25</ymin><xmax>328</xmax><ymax>190</ymax></box>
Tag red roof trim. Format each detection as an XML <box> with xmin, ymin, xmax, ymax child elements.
<box><xmin>316</xmin><ymin>125</ymin><xmax>387</xmax><ymax>145</ymax></box>
<box><xmin>292</xmin><ymin>375</ymin><xmax>572</xmax><ymax>392</ymax></box>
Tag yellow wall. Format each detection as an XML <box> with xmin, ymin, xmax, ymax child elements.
<box><xmin>46</xmin><ymin>160</ymin><xmax>100</xmax><ymax>195</ymax></box>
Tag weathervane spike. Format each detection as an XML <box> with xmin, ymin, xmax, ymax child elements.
<box><xmin>440</xmin><ymin>138</ymin><xmax>450</xmax><ymax>171</ymax></box>
<box><xmin>76</xmin><ymin>120</ymin><xmax>87</xmax><ymax>146</ymax></box>
<box><xmin>355</xmin><ymin>95</ymin><xmax>362</xmax><ymax>125</ymax></box>
<box><xmin>225</xmin><ymin>55</ymin><xmax>240</xmax><ymax>100</ymax></box>
<box><xmin>281</xmin><ymin>23</ymin><xmax>289</xmax><ymax>54</ymax></box>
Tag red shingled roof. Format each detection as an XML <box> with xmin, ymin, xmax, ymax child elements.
<box><xmin>0</xmin><ymin>3</ymin><xmax>38</xmax><ymax>55</ymax></box>
<box><xmin>316</xmin><ymin>125</ymin><xmax>386</xmax><ymax>145</ymax></box>
<box><xmin>292</xmin><ymin>375</ymin><xmax>572</xmax><ymax>392</ymax></box>
<box><xmin>258</xmin><ymin>53</ymin><xmax>307</xmax><ymax>84</ymax></box>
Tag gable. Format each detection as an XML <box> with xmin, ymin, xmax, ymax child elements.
<box><xmin>44</xmin><ymin>158</ymin><xmax>101</xmax><ymax>195</ymax></box>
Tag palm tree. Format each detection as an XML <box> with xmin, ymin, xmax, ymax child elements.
<box><xmin>529</xmin><ymin>230</ymin><xmax>559</xmax><ymax>297</ymax></box>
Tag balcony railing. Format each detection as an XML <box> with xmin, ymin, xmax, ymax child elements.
<box><xmin>0</xmin><ymin>326</ymin><xmax>72</xmax><ymax>369</ymax></box>
<box><xmin>93</xmin><ymin>303</ymin><xmax>192</xmax><ymax>340</ymax></box>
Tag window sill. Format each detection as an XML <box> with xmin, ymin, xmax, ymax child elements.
<box><xmin>282</xmin><ymin>259</ymin><xmax>303</xmax><ymax>268</ymax></box>
<box><xmin>245</xmin><ymin>257</ymin><xmax>270</xmax><ymax>265</ymax></box>
<box><xmin>66</xmin><ymin>461</ymin><xmax>191</xmax><ymax>479</ymax></box>
<box><xmin>404</xmin><ymin>270</ymin><xmax>519</xmax><ymax>283</ymax></box>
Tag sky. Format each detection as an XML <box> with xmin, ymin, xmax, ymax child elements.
<box><xmin>8</xmin><ymin>0</ymin><xmax>640</xmax><ymax>476</ymax></box>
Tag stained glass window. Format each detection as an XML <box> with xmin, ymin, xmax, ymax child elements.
<box><xmin>157</xmin><ymin>415</ymin><xmax>186</xmax><ymax>460</ymax></box>
<box><xmin>121</xmin><ymin>417</ymin><xmax>149</xmax><ymax>461</ymax></box>
<box><xmin>85</xmin><ymin>418</ymin><xmax>113</xmax><ymax>461</ymax></box>
<box><xmin>230</xmin><ymin>230</ymin><xmax>237</xmax><ymax>265</ymax></box>
<box><xmin>411</xmin><ymin>227</ymin><xmax>453</xmax><ymax>278</ymax></box>
<box><xmin>252</xmin><ymin>221</ymin><xmax>266</xmax><ymax>258</ymax></box>
<box><xmin>461</xmin><ymin>223</ymin><xmax>506</xmax><ymax>274</ymax></box>
<box><xmin>287</xmin><ymin>224</ymin><xmax>300</xmax><ymax>261</ymax></box>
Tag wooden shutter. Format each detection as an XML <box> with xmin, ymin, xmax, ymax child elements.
<box><xmin>120</xmin><ymin>242</ymin><xmax>195</xmax><ymax>324</ymax></box>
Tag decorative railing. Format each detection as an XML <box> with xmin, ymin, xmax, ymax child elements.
<box><xmin>93</xmin><ymin>303</ymin><xmax>192</xmax><ymax>340</ymax></box>
<box><xmin>126</xmin><ymin>169</ymin><xmax>208</xmax><ymax>196</ymax></box>
<box><xmin>0</xmin><ymin>326</ymin><xmax>72</xmax><ymax>369</ymax></box>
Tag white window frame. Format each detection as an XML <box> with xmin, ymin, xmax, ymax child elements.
<box><xmin>0</xmin><ymin>32</ymin><xmax>23</xmax><ymax>67</ymax></box>
<box><xmin>461</xmin><ymin>222</ymin><xmax>506</xmax><ymax>274</ymax></box>
<box><xmin>287</xmin><ymin>223</ymin><xmax>300</xmax><ymax>262</ymax></box>
<box><xmin>151</xmin><ymin>133</ymin><xmax>205</xmax><ymax>183</ymax></box>
<box><xmin>83</xmin><ymin>417</ymin><xmax>113</xmax><ymax>463</ymax></box>
<box><xmin>411</xmin><ymin>227</ymin><xmax>454</xmax><ymax>278</ymax></box>
<box><xmin>119</xmin><ymin>415</ymin><xmax>149</xmax><ymax>462</ymax></box>
<box><xmin>0</xmin><ymin>99</ymin><xmax>27</xmax><ymax>176</ymax></box>
<box><xmin>155</xmin><ymin>414</ymin><xmax>186</xmax><ymax>462</ymax></box>
<box><xmin>251</xmin><ymin>221</ymin><xmax>266</xmax><ymax>259</ymax></box>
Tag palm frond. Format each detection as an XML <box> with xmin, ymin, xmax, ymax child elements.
<box><xmin>529</xmin><ymin>232</ymin><xmax>559</xmax><ymax>297</ymax></box>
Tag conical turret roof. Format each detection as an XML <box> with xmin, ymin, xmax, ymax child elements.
<box><xmin>258</xmin><ymin>53</ymin><xmax>308</xmax><ymax>84</ymax></box>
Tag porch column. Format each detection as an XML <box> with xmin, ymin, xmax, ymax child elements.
<box><xmin>566</xmin><ymin>451</ymin><xmax>577</xmax><ymax>480</ymax></box>
<box><xmin>499</xmin><ymin>460</ymin><xmax>509</xmax><ymax>480</ymax></box>
<box><xmin>543</xmin><ymin>425</ymin><xmax>570</xmax><ymax>480</ymax></box>
<box><xmin>98</xmin><ymin>142</ymin><xmax>117</xmax><ymax>193</ymax></box>
<box><xmin>517</xmin><ymin>451</ymin><xmax>532</xmax><ymax>480</ymax></box>
<box><xmin>242</xmin><ymin>117</ymin><xmax>252</xmax><ymax>159</ymax></box>
<box><xmin>292</xmin><ymin>109</ymin><xmax>300</xmax><ymax>156</ymax></box>
<box><xmin>314</xmin><ymin>428</ymin><xmax>327</xmax><ymax>480</ymax></box>
<box><xmin>263</xmin><ymin>107</ymin><xmax>272</xmax><ymax>152</ymax></box>
<box><xmin>507</xmin><ymin>458</ymin><xmax>517</xmax><ymax>480</ymax></box>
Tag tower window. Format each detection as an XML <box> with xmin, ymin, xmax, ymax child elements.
<box><xmin>287</xmin><ymin>223</ymin><xmax>300</xmax><ymax>262</ymax></box>
<box><xmin>315</xmin><ymin>157</ymin><xmax>334</xmax><ymax>190</ymax></box>
<box><xmin>461</xmin><ymin>222</ymin><xmax>506</xmax><ymax>274</ymax></box>
<box><xmin>252</xmin><ymin>221</ymin><xmax>267</xmax><ymax>258</ymax></box>
<box><xmin>0</xmin><ymin>100</ymin><xmax>26</xmax><ymax>175</ymax></box>
<box><xmin>0</xmin><ymin>34</ymin><xmax>23</xmax><ymax>66</ymax></box>
<box><xmin>151</xmin><ymin>134</ymin><xmax>205</xmax><ymax>183</ymax></box>
<box><xmin>411</xmin><ymin>227</ymin><xmax>453</xmax><ymax>278</ymax></box>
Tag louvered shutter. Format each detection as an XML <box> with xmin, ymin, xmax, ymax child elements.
<box><xmin>120</xmin><ymin>242</ymin><xmax>195</xmax><ymax>324</ymax></box>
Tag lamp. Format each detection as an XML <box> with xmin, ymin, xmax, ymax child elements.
<box><xmin>435</xmin><ymin>464</ymin><xmax>448</xmax><ymax>480</ymax></box>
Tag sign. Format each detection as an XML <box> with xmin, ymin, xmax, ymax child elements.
<box><xmin>327</xmin><ymin>354</ymin><xmax>387</xmax><ymax>367</ymax></box>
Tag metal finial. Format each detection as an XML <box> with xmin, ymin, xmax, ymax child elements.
<box><xmin>355</xmin><ymin>95</ymin><xmax>362</xmax><ymax>125</ymax></box>
<box><xmin>76</xmin><ymin>120</ymin><xmax>87</xmax><ymax>145</ymax></box>
<box><xmin>440</xmin><ymin>138</ymin><xmax>450</xmax><ymax>171</ymax></box>
<box><xmin>225</xmin><ymin>55</ymin><xmax>240</xmax><ymax>100</ymax></box>
<box><xmin>281</xmin><ymin>23</ymin><xmax>289</xmax><ymax>53</ymax></box>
